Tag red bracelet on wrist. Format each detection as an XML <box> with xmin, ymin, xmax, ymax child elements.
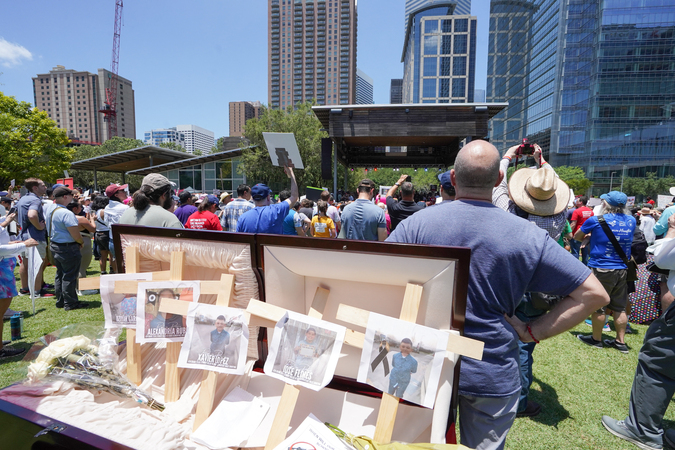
<box><xmin>526</xmin><ymin>324</ymin><xmax>540</xmax><ymax>343</ymax></box>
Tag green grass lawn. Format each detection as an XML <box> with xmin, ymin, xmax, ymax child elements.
<box><xmin>0</xmin><ymin>257</ymin><xmax>673</xmax><ymax>449</ymax></box>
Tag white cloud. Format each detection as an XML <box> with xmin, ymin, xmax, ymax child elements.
<box><xmin>0</xmin><ymin>37</ymin><xmax>33</xmax><ymax>67</ymax></box>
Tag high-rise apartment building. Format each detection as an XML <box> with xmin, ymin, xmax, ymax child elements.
<box><xmin>268</xmin><ymin>0</ymin><xmax>357</xmax><ymax>109</ymax></box>
<box><xmin>32</xmin><ymin>65</ymin><xmax>136</xmax><ymax>143</ymax></box>
<box><xmin>390</xmin><ymin>78</ymin><xmax>403</xmax><ymax>104</ymax></box>
<box><xmin>355</xmin><ymin>68</ymin><xmax>374</xmax><ymax>104</ymax></box>
<box><xmin>229</xmin><ymin>101</ymin><xmax>262</xmax><ymax>137</ymax></box>
<box><xmin>144</xmin><ymin>128</ymin><xmax>186</xmax><ymax>148</ymax></box>
<box><xmin>487</xmin><ymin>0</ymin><xmax>675</xmax><ymax>189</ymax></box>
<box><xmin>402</xmin><ymin>4</ymin><xmax>477</xmax><ymax>104</ymax></box>
<box><xmin>176</xmin><ymin>125</ymin><xmax>215</xmax><ymax>155</ymax></box>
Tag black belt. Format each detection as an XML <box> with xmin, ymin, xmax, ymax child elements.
<box><xmin>51</xmin><ymin>241</ymin><xmax>79</xmax><ymax>246</ymax></box>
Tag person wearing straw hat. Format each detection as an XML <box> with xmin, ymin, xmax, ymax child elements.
<box><xmin>493</xmin><ymin>143</ymin><xmax>570</xmax><ymax>419</ymax></box>
<box><xmin>639</xmin><ymin>205</ymin><xmax>657</xmax><ymax>245</ymax></box>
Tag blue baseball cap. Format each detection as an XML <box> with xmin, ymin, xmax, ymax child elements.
<box><xmin>206</xmin><ymin>194</ymin><xmax>219</xmax><ymax>205</ymax></box>
<box><xmin>251</xmin><ymin>183</ymin><xmax>271</xmax><ymax>201</ymax></box>
<box><xmin>52</xmin><ymin>183</ymin><xmax>65</xmax><ymax>190</ymax></box>
<box><xmin>438</xmin><ymin>171</ymin><xmax>453</xmax><ymax>192</ymax></box>
<box><xmin>601</xmin><ymin>191</ymin><xmax>628</xmax><ymax>206</ymax></box>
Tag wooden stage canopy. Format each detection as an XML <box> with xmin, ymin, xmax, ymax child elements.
<box><xmin>312</xmin><ymin>103</ymin><xmax>507</xmax><ymax>168</ymax></box>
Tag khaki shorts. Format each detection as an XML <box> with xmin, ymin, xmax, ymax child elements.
<box><xmin>592</xmin><ymin>267</ymin><xmax>628</xmax><ymax>313</ymax></box>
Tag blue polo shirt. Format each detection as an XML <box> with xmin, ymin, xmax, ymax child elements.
<box><xmin>236</xmin><ymin>202</ymin><xmax>290</xmax><ymax>234</ymax></box>
<box><xmin>17</xmin><ymin>193</ymin><xmax>46</xmax><ymax>241</ymax></box>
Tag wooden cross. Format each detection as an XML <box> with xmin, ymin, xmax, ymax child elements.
<box><xmin>245</xmin><ymin>286</ymin><xmax>331</xmax><ymax>450</ymax></box>
<box><xmin>248</xmin><ymin>283</ymin><xmax>483</xmax><ymax>445</ymax></box>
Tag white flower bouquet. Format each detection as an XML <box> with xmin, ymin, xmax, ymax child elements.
<box><xmin>27</xmin><ymin>333</ymin><xmax>164</xmax><ymax>411</ymax></box>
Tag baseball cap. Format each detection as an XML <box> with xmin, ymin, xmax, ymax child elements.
<box><xmin>54</xmin><ymin>186</ymin><xmax>75</xmax><ymax>198</ymax></box>
<box><xmin>206</xmin><ymin>194</ymin><xmax>219</xmax><ymax>205</ymax></box>
<box><xmin>0</xmin><ymin>197</ymin><xmax>12</xmax><ymax>204</ymax></box>
<box><xmin>438</xmin><ymin>171</ymin><xmax>453</xmax><ymax>192</ymax></box>
<box><xmin>52</xmin><ymin>183</ymin><xmax>66</xmax><ymax>190</ymax></box>
<box><xmin>141</xmin><ymin>173</ymin><xmax>173</xmax><ymax>191</ymax></box>
<box><xmin>600</xmin><ymin>191</ymin><xmax>628</xmax><ymax>206</ymax></box>
<box><xmin>358</xmin><ymin>179</ymin><xmax>375</xmax><ymax>189</ymax></box>
<box><xmin>105</xmin><ymin>183</ymin><xmax>128</xmax><ymax>198</ymax></box>
<box><xmin>251</xmin><ymin>184</ymin><xmax>271</xmax><ymax>201</ymax></box>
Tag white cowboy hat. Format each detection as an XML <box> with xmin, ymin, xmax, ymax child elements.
<box><xmin>508</xmin><ymin>166</ymin><xmax>571</xmax><ymax>216</ymax></box>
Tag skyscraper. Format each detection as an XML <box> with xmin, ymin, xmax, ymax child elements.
<box><xmin>32</xmin><ymin>65</ymin><xmax>136</xmax><ymax>143</ymax></box>
<box><xmin>268</xmin><ymin>0</ymin><xmax>357</xmax><ymax>109</ymax></box>
<box><xmin>487</xmin><ymin>0</ymin><xmax>675</xmax><ymax>188</ymax></box>
<box><xmin>229</xmin><ymin>101</ymin><xmax>262</xmax><ymax>137</ymax></box>
<box><xmin>176</xmin><ymin>125</ymin><xmax>215</xmax><ymax>155</ymax></box>
<box><xmin>404</xmin><ymin>0</ymin><xmax>471</xmax><ymax>31</ymax></box>
<box><xmin>355</xmin><ymin>68</ymin><xmax>374</xmax><ymax>104</ymax></box>
<box><xmin>402</xmin><ymin>3</ymin><xmax>477</xmax><ymax>104</ymax></box>
<box><xmin>390</xmin><ymin>78</ymin><xmax>403</xmax><ymax>104</ymax></box>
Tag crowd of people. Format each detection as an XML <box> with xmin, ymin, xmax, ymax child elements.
<box><xmin>0</xmin><ymin>140</ymin><xmax>673</xmax><ymax>450</ymax></box>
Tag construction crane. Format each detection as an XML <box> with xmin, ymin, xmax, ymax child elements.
<box><xmin>99</xmin><ymin>0</ymin><xmax>123</xmax><ymax>140</ymax></box>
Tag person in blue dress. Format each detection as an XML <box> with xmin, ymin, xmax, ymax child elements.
<box><xmin>388</xmin><ymin>338</ymin><xmax>418</xmax><ymax>397</ymax></box>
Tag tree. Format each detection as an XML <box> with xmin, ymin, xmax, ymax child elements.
<box><xmin>555</xmin><ymin>166</ymin><xmax>593</xmax><ymax>195</ymax></box>
<box><xmin>70</xmin><ymin>137</ymin><xmax>145</xmax><ymax>191</ymax></box>
<box><xmin>622</xmin><ymin>173</ymin><xmax>675</xmax><ymax>198</ymax></box>
<box><xmin>0</xmin><ymin>91</ymin><xmax>72</xmax><ymax>187</ymax></box>
<box><xmin>239</xmin><ymin>101</ymin><xmax>328</xmax><ymax>190</ymax></box>
<box><xmin>158</xmin><ymin>141</ymin><xmax>186</xmax><ymax>152</ymax></box>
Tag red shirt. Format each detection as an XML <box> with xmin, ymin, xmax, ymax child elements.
<box><xmin>571</xmin><ymin>206</ymin><xmax>593</xmax><ymax>233</ymax></box>
<box><xmin>185</xmin><ymin>210</ymin><xmax>222</xmax><ymax>231</ymax></box>
<box><xmin>647</xmin><ymin>199</ymin><xmax>655</xmax><ymax>206</ymax></box>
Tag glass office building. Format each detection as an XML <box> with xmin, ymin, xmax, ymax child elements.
<box><xmin>402</xmin><ymin>3</ymin><xmax>477</xmax><ymax>104</ymax></box>
<box><xmin>488</xmin><ymin>0</ymin><xmax>675</xmax><ymax>190</ymax></box>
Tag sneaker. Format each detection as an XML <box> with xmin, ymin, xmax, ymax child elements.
<box><xmin>18</xmin><ymin>288</ymin><xmax>30</xmax><ymax>296</ymax></box>
<box><xmin>101</xmin><ymin>271</ymin><xmax>107</xmax><ymax>275</ymax></box>
<box><xmin>516</xmin><ymin>400</ymin><xmax>541</xmax><ymax>418</ymax></box>
<box><xmin>584</xmin><ymin>318</ymin><xmax>593</xmax><ymax>326</ymax></box>
<box><xmin>0</xmin><ymin>347</ymin><xmax>26</xmax><ymax>359</ymax></box>
<box><xmin>604</xmin><ymin>339</ymin><xmax>629</xmax><ymax>354</ymax></box>
<box><xmin>39</xmin><ymin>289</ymin><xmax>54</xmax><ymax>298</ymax></box>
<box><xmin>578</xmin><ymin>334</ymin><xmax>603</xmax><ymax>348</ymax></box>
<box><xmin>2</xmin><ymin>341</ymin><xmax>10</xmax><ymax>346</ymax></box>
<box><xmin>625</xmin><ymin>324</ymin><xmax>638</xmax><ymax>335</ymax></box>
<box><xmin>64</xmin><ymin>301</ymin><xmax>90</xmax><ymax>311</ymax></box>
<box><xmin>603</xmin><ymin>323</ymin><xmax>611</xmax><ymax>332</ymax></box>
<box><xmin>55</xmin><ymin>302</ymin><xmax>64</xmax><ymax>309</ymax></box>
<box><xmin>664</xmin><ymin>429</ymin><xmax>675</xmax><ymax>449</ymax></box>
<box><xmin>42</xmin><ymin>283</ymin><xmax>54</xmax><ymax>289</ymax></box>
<box><xmin>601</xmin><ymin>416</ymin><xmax>662</xmax><ymax>450</ymax></box>
<box><xmin>3</xmin><ymin>308</ymin><xmax>19</xmax><ymax>318</ymax></box>
<box><xmin>79</xmin><ymin>289</ymin><xmax>99</xmax><ymax>296</ymax></box>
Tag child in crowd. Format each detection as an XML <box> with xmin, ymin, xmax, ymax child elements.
<box><xmin>311</xmin><ymin>200</ymin><xmax>336</xmax><ymax>238</ymax></box>
<box><xmin>388</xmin><ymin>337</ymin><xmax>418</xmax><ymax>397</ymax></box>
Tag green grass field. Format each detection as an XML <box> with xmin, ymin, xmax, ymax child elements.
<box><xmin>0</xmin><ymin>258</ymin><xmax>673</xmax><ymax>449</ymax></box>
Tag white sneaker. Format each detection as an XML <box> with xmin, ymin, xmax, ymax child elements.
<box><xmin>79</xmin><ymin>289</ymin><xmax>99</xmax><ymax>296</ymax></box>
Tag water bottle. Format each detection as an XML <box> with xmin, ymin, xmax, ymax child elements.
<box><xmin>10</xmin><ymin>314</ymin><xmax>21</xmax><ymax>341</ymax></box>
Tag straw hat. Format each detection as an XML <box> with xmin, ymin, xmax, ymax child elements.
<box><xmin>508</xmin><ymin>167</ymin><xmax>571</xmax><ymax>216</ymax></box>
<box><xmin>639</xmin><ymin>207</ymin><xmax>654</xmax><ymax>215</ymax></box>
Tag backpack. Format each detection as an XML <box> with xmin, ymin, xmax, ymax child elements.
<box><xmin>631</xmin><ymin>227</ymin><xmax>648</xmax><ymax>265</ymax></box>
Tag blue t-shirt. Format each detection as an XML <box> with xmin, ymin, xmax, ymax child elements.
<box><xmin>17</xmin><ymin>193</ymin><xmax>46</xmax><ymax>241</ymax></box>
<box><xmin>580</xmin><ymin>213</ymin><xmax>636</xmax><ymax>269</ymax></box>
<box><xmin>236</xmin><ymin>202</ymin><xmax>290</xmax><ymax>234</ymax></box>
<box><xmin>210</xmin><ymin>329</ymin><xmax>230</xmax><ymax>353</ymax></box>
<box><xmin>174</xmin><ymin>204</ymin><xmax>198</xmax><ymax>226</ymax></box>
<box><xmin>45</xmin><ymin>205</ymin><xmax>79</xmax><ymax>244</ymax></box>
<box><xmin>387</xmin><ymin>200</ymin><xmax>591</xmax><ymax>397</ymax></box>
<box><xmin>282</xmin><ymin>210</ymin><xmax>297</xmax><ymax>235</ymax></box>
<box><xmin>338</xmin><ymin>199</ymin><xmax>386</xmax><ymax>241</ymax></box>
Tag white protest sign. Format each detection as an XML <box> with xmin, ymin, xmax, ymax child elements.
<box><xmin>262</xmin><ymin>132</ymin><xmax>304</xmax><ymax>169</ymax></box>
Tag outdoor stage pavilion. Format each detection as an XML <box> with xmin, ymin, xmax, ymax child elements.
<box><xmin>70</xmin><ymin>103</ymin><xmax>507</xmax><ymax>194</ymax></box>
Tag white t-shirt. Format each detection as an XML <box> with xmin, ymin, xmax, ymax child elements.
<box><xmin>102</xmin><ymin>201</ymin><xmax>128</xmax><ymax>238</ymax></box>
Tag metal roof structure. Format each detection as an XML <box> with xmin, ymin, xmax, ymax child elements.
<box><xmin>126</xmin><ymin>147</ymin><xmax>251</xmax><ymax>176</ymax></box>
<box><xmin>312</xmin><ymin>103</ymin><xmax>508</xmax><ymax>168</ymax></box>
<box><xmin>69</xmin><ymin>145</ymin><xmax>191</xmax><ymax>172</ymax></box>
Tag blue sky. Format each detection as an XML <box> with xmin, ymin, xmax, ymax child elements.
<box><xmin>0</xmin><ymin>1</ymin><xmax>489</xmax><ymax>140</ymax></box>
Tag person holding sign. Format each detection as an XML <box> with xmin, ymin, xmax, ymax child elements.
<box><xmin>236</xmin><ymin>166</ymin><xmax>298</xmax><ymax>235</ymax></box>
<box><xmin>294</xmin><ymin>327</ymin><xmax>319</xmax><ymax>370</ymax></box>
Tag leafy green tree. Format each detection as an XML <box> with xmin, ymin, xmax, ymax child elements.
<box><xmin>0</xmin><ymin>91</ymin><xmax>72</xmax><ymax>187</ymax></box>
<box><xmin>70</xmin><ymin>137</ymin><xmax>145</xmax><ymax>191</ymax></box>
<box><xmin>158</xmin><ymin>141</ymin><xmax>186</xmax><ymax>152</ymax></box>
<box><xmin>622</xmin><ymin>173</ymin><xmax>675</xmax><ymax>198</ymax></box>
<box><xmin>240</xmin><ymin>101</ymin><xmax>328</xmax><ymax>191</ymax></box>
<box><xmin>555</xmin><ymin>166</ymin><xmax>593</xmax><ymax>195</ymax></box>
